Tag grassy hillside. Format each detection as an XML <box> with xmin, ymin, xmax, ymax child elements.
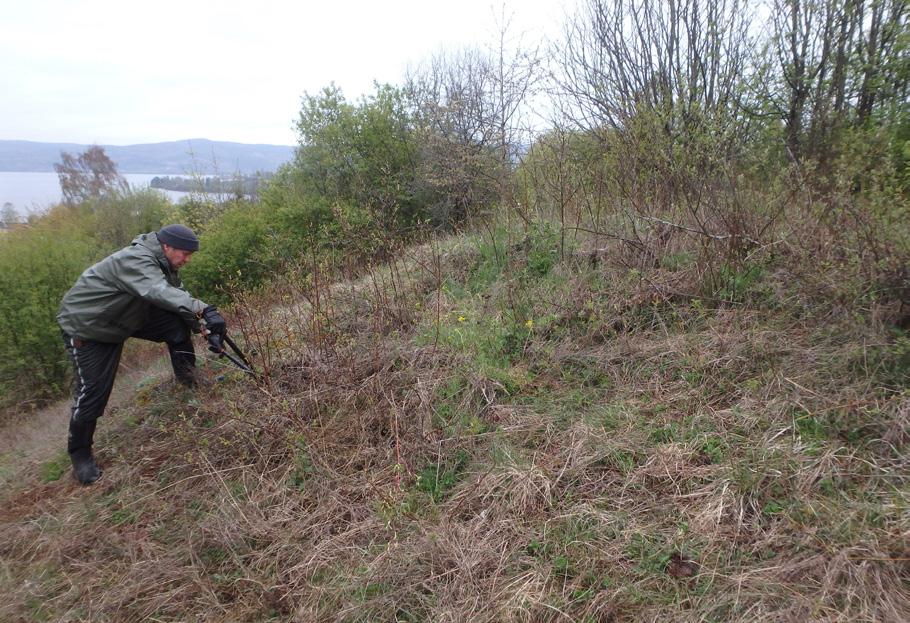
<box><xmin>1</xmin><ymin>225</ymin><xmax>906</xmax><ymax>622</ymax></box>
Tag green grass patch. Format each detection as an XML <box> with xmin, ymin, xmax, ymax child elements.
<box><xmin>851</xmin><ymin>331</ymin><xmax>910</xmax><ymax>389</ymax></box>
<box><xmin>39</xmin><ymin>451</ymin><xmax>70</xmax><ymax>483</ymax></box>
<box><xmin>110</xmin><ymin>507</ymin><xmax>138</xmax><ymax>526</ymax></box>
<box><xmin>415</xmin><ymin>449</ymin><xmax>470</xmax><ymax>502</ymax></box>
<box><xmin>626</xmin><ymin>532</ymin><xmax>674</xmax><ymax>576</ymax></box>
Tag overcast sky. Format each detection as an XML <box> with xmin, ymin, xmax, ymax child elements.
<box><xmin>1</xmin><ymin>0</ymin><xmax>573</xmax><ymax>147</ymax></box>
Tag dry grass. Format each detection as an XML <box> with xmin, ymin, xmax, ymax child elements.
<box><xmin>1</xmin><ymin>226</ymin><xmax>907</xmax><ymax>622</ymax></box>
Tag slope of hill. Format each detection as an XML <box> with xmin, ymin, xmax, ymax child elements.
<box><xmin>0</xmin><ymin>139</ymin><xmax>295</xmax><ymax>174</ymax></box>
<box><xmin>0</xmin><ymin>228</ymin><xmax>907</xmax><ymax>622</ymax></box>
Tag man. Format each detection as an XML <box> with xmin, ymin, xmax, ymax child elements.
<box><xmin>57</xmin><ymin>224</ymin><xmax>226</xmax><ymax>485</ymax></box>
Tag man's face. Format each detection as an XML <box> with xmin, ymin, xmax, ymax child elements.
<box><xmin>162</xmin><ymin>244</ymin><xmax>194</xmax><ymax>269</ymax></box>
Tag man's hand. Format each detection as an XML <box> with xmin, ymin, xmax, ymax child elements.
<box><xmin>207</xmin><ymin>332</ymin><xmax>224</xmax><ymax>354</ymax></box>
<box><xmin>202</xmin><ymin>305</ymin><xmax>227</xmax><ymax>336</ymax></box>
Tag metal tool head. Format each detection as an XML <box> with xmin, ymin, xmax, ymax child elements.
<box><xmin>207</xmin><ymin>332</ymin><xmax>256</xmax><ymax>376</ymax></box>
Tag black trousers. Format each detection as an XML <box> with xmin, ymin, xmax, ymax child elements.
<box><xmin>63</xmin><ymin>307</ymin><xmax>195</xmax><ymax>455</ymax></box>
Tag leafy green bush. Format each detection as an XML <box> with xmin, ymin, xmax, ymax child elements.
<box><xmin>294</xmin><ymin>83</ymin><xmax>426</xmax><ymax>229</ymax></box>
<box><xmin>180</xmin><ymin>202</ymin><xmax>276</xmax><ymax>307</ymax></box>
<box><xmin>165</xmin><ymin>196</ymin><xmax>234</xmax><ymax>235</ymax></box>
<box><xmin>259</xmin><ymin>167</ymin><xmax>337</xmax><ymax>259</ymax></box>
<box><xmin>84</xmin><ymin>189</ymin><xmax>170</xmax><ymax>251</ymax></box>
<box><xmin>0</xmin><ymin>214</ymin><xmax>97</xmax><ymax>404</ymax></box>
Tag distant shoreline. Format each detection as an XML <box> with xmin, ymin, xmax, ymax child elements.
<box><xmin>150</xmin><ymin>173</ymin><xmax>271</xmax><ymax>195</ymax></box>
<box><xmin>0</xmin><ymin>138</ymin><xmax>295</xmax><ymax>175</ymax></box>
<box><xmin>0</xmin><ymin>172</ymin><xmax>191</xmax><ymax>213</ymax></box>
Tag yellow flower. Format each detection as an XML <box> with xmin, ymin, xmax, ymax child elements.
<box><xmin>525</xmin><ymin>319</ymin><xmax>534</xmax><ymax>329</ymax></box>
<box><xmin>458</xmin><ymin>315</ymin><xmax>466</xmax><ymax>323</ymax></box>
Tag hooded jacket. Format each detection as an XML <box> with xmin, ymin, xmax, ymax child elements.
<box><xmin>57</xmin><ymin>232</ymin><xmax>205</xmax><ymax>343</ymax></box>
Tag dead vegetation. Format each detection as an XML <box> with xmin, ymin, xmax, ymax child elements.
<box><xmin>0</xmin><ymin>225</ymin><xmax>907</xmax><ymax>622</ymax></box>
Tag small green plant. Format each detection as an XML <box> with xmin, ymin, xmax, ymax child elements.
<box><xmin>762</xmin><ymin>500</ymin><xmax>786</xmax><ymax>516</ymax></box>
<box><xmin>526</xmin><ymin>538</ymin><xmax>550</xmax><ymax>557</ymax></box>
<box><xmin>110</xmin><ymin>508</ymin><xmax>137</xmax><ymax>526</ymax></box>
<box><xmin>792</xmin><ymin>409</ymin><xmax>829</xmax><ymax>441</ymax></box>
<box><xmin>650</xmin><ymin>423</ymin><xmax>679</xmax><ymax>444</ymax></box>
<box><xmin>40</xmin><ymin>452</ymin><xmax>70</xmax><ymax>483</ymax></box>
<box><xmin>525</xmin><ymin>222</ymin><xmax>562</xmax><ymax>277</ymax></box>
<box><xmin>415</xmin><ymin>449</ymin><xmax>470</xmax><ymax>501</ymax></box>
<box><xmin>602</xmin><ymin>448</ymin><xmax>639</xmax><ymax>475</ymax></box>
<box><xmin>598</xmin><ymin>401</ymin><xmax>636</xmax><ymax>431</ymax></box>
<box><xmin>713</xmin><ymin>262</ymin><xmax>765</xmax><ymax>303</ymax></box>
<box><xmin>626</xmin><ymin>532</ymin><xmax>673</xmax><ymax>576</ymax></box>
<box><xmin>699</xmin><ymin>436</ymin><xmax>727</xmax><ymax>464</ymax></box>
<box><xmin>553</xmin><ymin>554</ymin><xmax>573</xmax><ymax>577</ymax></box>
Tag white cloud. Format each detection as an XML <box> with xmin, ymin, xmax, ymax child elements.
<box><xmin>0</xmin><ymin>0</ymin><xmax>573</xmax><ymax>145</ymax></box>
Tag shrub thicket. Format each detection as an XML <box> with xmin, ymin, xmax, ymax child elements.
<box><xmin>0</xmin><ymin>213</ymin><xmax>96</xmax><ymax>405</ymax></box>
<box><xmin>86</xmin><ymin>189</ymin><xmax>171</xmax><ymax>251</ymax></box>
<box><xmin>180</xmin><ymin>202</ymin><xmax>275</xmax><ymax>307</ymax></box>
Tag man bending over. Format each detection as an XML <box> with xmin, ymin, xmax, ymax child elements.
<box><xmin>57</xmin><ymin>224</ymin><xmax>226</xmax><ymax>485</ymax></box>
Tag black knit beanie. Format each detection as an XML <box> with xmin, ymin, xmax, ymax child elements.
<box><xmin>157</xmin><ymin>224</ymin><xmax>199</xmax><ymax>252</ymax></box>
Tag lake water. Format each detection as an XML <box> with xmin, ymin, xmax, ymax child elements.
<box><xmin>0</xmin><ymin>171</ymin><xmax>190</xmax><ymax>216</ymax></box>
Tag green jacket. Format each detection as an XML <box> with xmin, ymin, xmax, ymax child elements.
<box><xmin>58</xmin><ymin>232</ymin><xmax>205</xmax><ymax>343</ymax></box>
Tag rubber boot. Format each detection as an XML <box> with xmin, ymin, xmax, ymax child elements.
<box><xmin>171</xmin><ymin>339</ymin><xmax>198</xmax><ymax>388</ymax></box>
<box><xmin>70</xmin><ymin>448</ymin><xmax>102</xmax><ymax>485</ymax></box>
<box><xmin>68</xmin><ymin>419</ymin><xmax>102</xmax><ymax>485</ymax></box>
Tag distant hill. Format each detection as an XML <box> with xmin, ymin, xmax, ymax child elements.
<box><xmin>0</xmin><ymin>139</ymin><xmax>296</xmax><ymax>174</ymax></box>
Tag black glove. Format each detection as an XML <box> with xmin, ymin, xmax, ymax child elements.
<box><xmin>207</xmin><ymin>331</ymin><xmax>224</xmax><ymax>354</ymax></box>
<box><xmin>202</xmin><ymin>305</ymin><xmax>226</xmax><ymax>336</ymax></box>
